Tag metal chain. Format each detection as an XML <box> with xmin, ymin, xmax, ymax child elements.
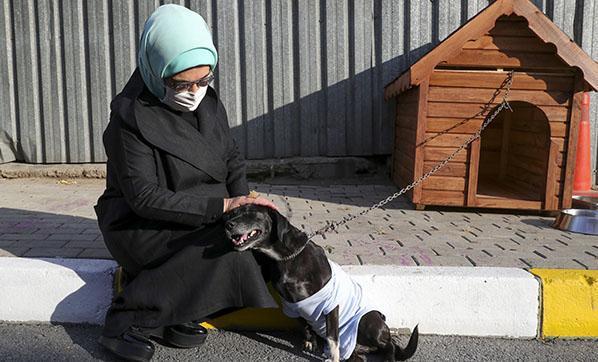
<box><xmin>307</xmin><ymin>70</ymin><xmax>515</xmax><ymax>240</ymax></box>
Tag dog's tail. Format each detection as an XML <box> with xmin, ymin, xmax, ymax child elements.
<box><xmin>393</xmin><ymin>324</ymin><xmax>419</xmax><ymax>361</ymax></box>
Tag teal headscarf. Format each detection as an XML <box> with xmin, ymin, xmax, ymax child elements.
<box><xmin>138</xmin><ymin>4</ymin><xmax>218</xmax><ymax>99</ymax></box>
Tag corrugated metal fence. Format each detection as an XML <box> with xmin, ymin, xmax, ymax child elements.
<box><xmin>1</xmin><ymin>0</ymin><xmax>596</xmax><ymax>173</ymax></box>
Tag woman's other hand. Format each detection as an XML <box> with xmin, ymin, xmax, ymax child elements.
<box><xmin>223</xmin><ymin>196</ymin><xmax>278</xmax><ymax>213</ymax></box>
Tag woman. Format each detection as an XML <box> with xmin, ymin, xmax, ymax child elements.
<box><xmin>94</xmin><ymin>5</ymin><xmax>278</xmax><ymax>361</ymax></box>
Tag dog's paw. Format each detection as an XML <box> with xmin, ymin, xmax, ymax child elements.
<box><xmin>303</xmin><ymin>340</ymin><xmax>314</xmax><ymax>352</ymax></box>
<box><xmin>303</xmin><ymin>338</ymin><xmax>320</xmax><ymax>352</ymax></box>
<box><xmin>302</xmin><ymin>334</ymin><xmax>319</xmax><ymax>352</ymax></box>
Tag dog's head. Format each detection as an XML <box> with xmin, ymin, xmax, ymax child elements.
<box><xmin>223</xmin><ymin>204</ymin><xmax>277</xmax><ymax>252</ymax></box>
<box><xmin>223</xmin><ymin>204</ymin><xmax>306</xmax><ymax>257</ymax></box>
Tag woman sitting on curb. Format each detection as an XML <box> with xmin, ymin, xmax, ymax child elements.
<box><xmin>94</xmin><ymin>5</ymin><xmax>278</xmax><ymax>361</ymax></box>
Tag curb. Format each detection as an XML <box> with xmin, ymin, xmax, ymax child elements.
<box><xmin>0</xmin><ymin>258</ymin><xmax>115</xmax><ymax>324</ymax></box>
<box><xmin>0</xmin><ymin>157</ymin><xmax>384</xmax><ymax>180</ymax></box>
<box><xmin>0</xmin><ymin>257</ymin><xmax>595</xmax><ymax>338</ymax></box>
<box><xmin>345</xmin><ymin>265</ymin><xmax>539</xmax><ymax>337</ymax></box>
<box><xmin>531</xmin><ymin>269</ymin><xmax>598</xmax><ymax>337</ymax></box>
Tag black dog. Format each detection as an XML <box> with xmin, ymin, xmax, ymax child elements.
<box><xmin>223</xmin><ymin>204</ymin><xmax>418</xmax><ymax>362</ymax></box>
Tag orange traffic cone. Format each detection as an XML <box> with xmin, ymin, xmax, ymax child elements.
<box><xmin>573</xmin><ymin>93</ymin><xmax>592</xmax><ymax>192</ymax></box>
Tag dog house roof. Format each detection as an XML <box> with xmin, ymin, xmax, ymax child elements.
<box><xmin>384</xmin><ymin>0</ymin><xmax>598</xmax><ymax>99</ymax></box>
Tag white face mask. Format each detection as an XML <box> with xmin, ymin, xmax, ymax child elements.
<box><xmin>161</xmin><ymin>85</ymin><xmax>208</xmax><ymax>112</ymax></box>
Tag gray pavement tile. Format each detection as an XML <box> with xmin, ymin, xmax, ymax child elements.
<box><xmin>53</xmin><ymin>227</ymin><xmax>88</xmax><ymax>234</ymax></box>
<box><xmin>412</xmin><ymin>255</ymin><xmax>476</xmax><ymax>267</ymax></box>
<box><xmin>382</xmin><ymin>244</ymin><xmax>438</xmax><ymax>256</ymax></box>
<box><xmin>0</xmin><ymin>217</ymin><xmax>34</xmax><ymax>223</ymax></box>
<box><xmin>311</xmin><ymin>234</ymin><xmax>348</xmax><ymax>245</ymax></box>
<box><xmin>38</xmin><ymin>216</ymin><xmax>80</xmax><ymax>223</ymax></box>
<box><xmin>368</xmin><ymin>238</ymin><xmax>406</xmax><ymax>250</ymax></box>
<box><xmin>326</xmin><ymin>249</ymin><xmax>363</xmax><ymax>265</ymax></box>
<box><xmin>63</xmin><ymin>240</ymin><xmax>106</xmax><ymax>248</ymax></box>
<box><xmin>0</xmin><ymin>233</ymin><xmax>49</xmax><ymax>241</ymax></box>
<box><xmin>0</xmin><ymin>220</ymin><xmax>19</xmax><ymax>225</ymax></box>
<box><xmin>56</xmin><ymin>219</ymin><xmax>92</xmax><ymax>226</ymax></box>
<box><xmin>0</xmin><ymin>240</ymin><xmax>16</xmax><ymax>247</ymax></box>
<box><xmin>422</xmin><ymin>245</ymin><xmax>457</xmax><ymax>256</ymax></box>
<box><xmin>285</xmin><ymin>204</ymin><xmax>314</xmax><ymax>212</ymax></box>
<box><xmin>27</xmin><ymin>222</ymin><xmax>67</xmax><ymax>228</ymax></box>
<box><xmin>389</xmin><ymin>250</ymin><xmax>438</xmax><ymax>266</ymax></box>
<box><xmin>514</xmin><ymin>256</ymin><xmax>555</xmax><ymax>269</ymax></box>
<box><xmin>15</xmin><ymin>240</ymin><xmax>69</xmax><ymax>248</ymax></box>
<box><xmin>460</xmin><ymin>256</ymin><xmax>533</xmax><ymax>268</ymax></box>
<box><xmin>437</xmin><ymin>249</ymin><xmax>503</xmax><ymax>263</ymax></box>
<box><xmin>328</xmin><ymin>255</ymin><xmax>360</xmax><ymax>265</ymax></box>
<box><xmin>23</xmin><ymin>248</ymin><xmax>84</xmax><ymax>258</ymax></box>
<box><xmin>391</xmin><ymin>234</ymin><xmax>434</xmax><ymax>246</ymax></box>
<box><xmin>79</xmin><ymin>223</ymin><xmax>101</xmax><ymax>229</ymax></box>
<box><xmin>575</xmin><ymin>236</ymin><xmax>598</xmax><ymax>245</ymax></box>
<box><xmin>342</xmin><ymin>244</ymin><xmax>384</xmax><ymax>257</ymax></box>
<box><xmin>483</xmin><ymin>247</ymin><xmax>533</xmax><ymax>258</ymax></box>
<box><xmin>571</xmin><ymin>256</ymin><xmax>598</xmax><ymax>269</ymax></box>
<box><xmin>583</xmin><ymin>249</ymin><xmax>598</xmax><ymax>259</ymax></box>
<box><xmin>47</xmin><ymin>233</ymin><xmax>97</xmax><ymax>241</ymax></box>
<box><xmin>535</xmin><ymin>242</ymin><xmax>565</xmax><ymax>253</ymax></box>
<box><xmin>361</xmin><ymin>253</ymin><xmax>419</xmax><ymax>266</ymax></box>
<box><xmin>32</xmin><ymin>228</ymin><xmax>63</xmax><ymax>235</ymax></box>
<box><xmin>0</xmin><ymin>247</ymin><xmax>29</xmax><ymax>257</ymax></box>
<box><xmin>78</xmin><ymin>248</ymin><xmax>113</xmax><ymax>259</ymax></box>
<box><xmin>567</xmin><ymin>244</ymin><xmax>592</xmax><ymax>255</ymax></box>
<box><xmin>82</xmin><ymin>227</ymin><xmax>101</xmax><ymax>234</ymax></box>
<box><xmin>1</xmin><ymin>179</ymin><xmax>596</xmax><ymax>269</ymax></box>
<box><xmin>550</xmin><ymin>257</ymin><xmax>597</xmax><ymax>269</ymax></box>
<box><xmin>0</xmin><ymin>227</ymin><xmax>39</xmax><ymax>234</ymax></box>
<box><xmin>314</xmin><ymin>243</ymin><xmax>340</xmax><ymax>254</ymax></box>
<box><xmin>532</xmin><ymin>256</ymin><xmax>598</xmax><ymax>269</ymax></box>
<box><xmin>27</xmin><ymin>219</ymin><xmax>64</xmax><ymax>226</ymax></box>
<box><xmin>324</xmin><ymin>232</ymin><xmax>380</xmax><ymax>242</ymax></box>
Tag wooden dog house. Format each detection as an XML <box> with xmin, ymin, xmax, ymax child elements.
<box><xmin>384</xmin><ymin>0</ymin><xmax>598</xmax><ymax>211</ymax></box>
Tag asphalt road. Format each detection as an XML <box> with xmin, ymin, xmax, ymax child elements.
<box><xmin>0</xmin><ymin>323</ymin><xmax>597</xmax><ymax>361</ymax></box>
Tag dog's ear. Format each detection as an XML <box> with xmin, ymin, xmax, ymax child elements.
<box><xmin>268</xmin><ymin>207</ymin><xmax>307</xmax><ymax>247</ymax></box>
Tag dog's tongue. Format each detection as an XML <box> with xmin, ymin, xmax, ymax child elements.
<box><xmin>233</xmin><ymin>232</ymin><xmax>250</xmax><ymax>246</ymax></box>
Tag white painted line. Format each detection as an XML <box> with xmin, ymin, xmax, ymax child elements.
<box><xmin>0</xmin><ymin>258</ymin><xmax>117</xmax><ymax>324</ymax></box>
<box><xmin>345</xmin><ymin>266</ymin><xmax>540</xmax><ymax>338</ymax></box>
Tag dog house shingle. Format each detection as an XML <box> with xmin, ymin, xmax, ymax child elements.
<box><xmin>384</xmin><ymin>0</ymin><xmax>598</xmax><ymax>211</ymax></box>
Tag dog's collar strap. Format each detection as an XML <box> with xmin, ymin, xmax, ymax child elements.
<box><xmin>278</xmin><ymin>238</ymin><xmax>310</xmax><ymax>261</ymax></box>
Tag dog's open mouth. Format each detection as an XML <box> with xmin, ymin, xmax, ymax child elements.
<box><xmin>231</xmin><ymin>229</ymin><xmax>262</xmax><ymax>247</ymax></box>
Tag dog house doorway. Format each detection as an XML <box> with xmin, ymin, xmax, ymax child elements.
<box><xmin>474</xmin><ymin>102</ymin><xmax>551</xmax><ymax>208</ymax></box>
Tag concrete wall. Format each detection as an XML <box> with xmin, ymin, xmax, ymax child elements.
<box><xmin>0</xmin><ymin>0</ymin><xmax>596</xmax><ymax>183</ymax></box>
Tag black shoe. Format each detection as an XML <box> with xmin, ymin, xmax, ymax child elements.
<box><xmin>144</xmin><ymin>321</ymin><xmax>208</xmax><ymax>348</ymax></box>
<box><xmin>98</xmin><ymin>328</ymin><xmax>155</xmax><ymax>362</ymax></box>
<box><xmin>161</xmin><ymin>321</ymin><xmax>208</xmax><ymax>348</ymax></box>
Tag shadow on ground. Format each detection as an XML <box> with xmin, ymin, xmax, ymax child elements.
<box><xmin>0</xmin><ymin>208</ymin><xmax>114</xmax><ymax>358</ymax></box>
<box><xmin>0</xmin><ymin>208</ymin><xmax>321</xmax><ymax>360</ymax></box>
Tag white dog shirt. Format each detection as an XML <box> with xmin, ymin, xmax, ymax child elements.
<box><xmin>281</xmin><ymin>260</ymin><xmax>375</xmax><ymax>360</ymax></box>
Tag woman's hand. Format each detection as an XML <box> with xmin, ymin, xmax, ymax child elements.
<box><xmin>223</xmin><ymin>196</ymin><xmax>278</xmax><ymax>213</ymax></box>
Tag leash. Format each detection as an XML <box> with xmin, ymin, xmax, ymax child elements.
<box><xmin>304</xmin><ymin>70</ymin><xmax>515</xmax><ymax>241</ymax></box>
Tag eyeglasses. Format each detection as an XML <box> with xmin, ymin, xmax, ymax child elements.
<box><xmin>164</xmin><ymin>72</ymin><xmax>214</xmax><ymax>92</ymax></box>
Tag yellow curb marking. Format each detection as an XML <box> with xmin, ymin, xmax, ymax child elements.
<box><xmin>531</xmin><ymin>269</ymin><xmax>598</xmax><ymax>337</ymax></box>
<box><xmin>200</xmin><ymin>307</ymin><xmax>298</xmax><ymax>330</ymax></box>
<box><xmin>202</xmin><ymin>283</ymin><xmax>298</xmax><ymax>330</ymax></box>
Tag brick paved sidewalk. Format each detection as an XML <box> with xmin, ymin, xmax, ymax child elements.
<box><xmin>0</xmin><ymin>178</ymin><xmax>596</xmax><ymax>269</ymax></box>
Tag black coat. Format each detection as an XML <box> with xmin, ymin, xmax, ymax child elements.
<box><xmin>95</xmin><ymin>69</ymin><xmax>276</xmax><ymax>337</ymax></box>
